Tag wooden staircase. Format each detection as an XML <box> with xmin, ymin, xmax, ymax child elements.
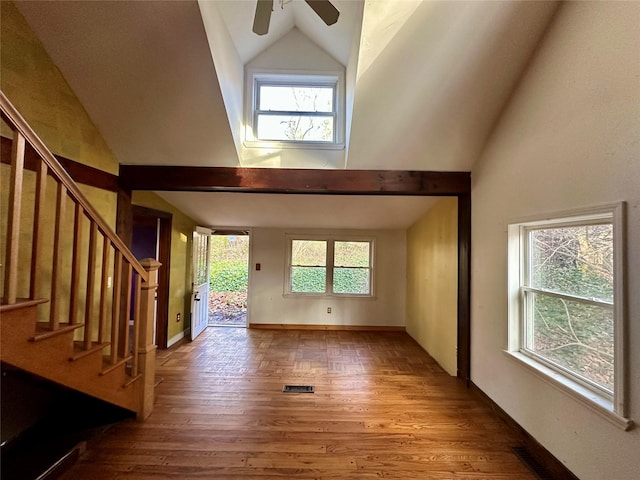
<box><xmin>0</xmin><ymin>89</ymin><xmax>158</xmax><ymax>420</ymax></box>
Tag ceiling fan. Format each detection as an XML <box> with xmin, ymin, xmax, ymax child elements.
<box><xmin>253</xmin><ymin>0</ymin><xmax>340</xmax><ymax>36</ymax></box>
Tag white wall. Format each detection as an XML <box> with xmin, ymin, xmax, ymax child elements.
<box><xmin>471</xmin><ymin>3</ymin><xmax>640</xmax><ymax>479</ymax></box>
<box><xmin>243</xmin><ymin>28</ymin><xmax>346</xmax><ymax>169</ymax></box>
<box><xmin>248</xmin><ymin>228</ymin><xmax>406</xmax><ymax>327</ymax></box>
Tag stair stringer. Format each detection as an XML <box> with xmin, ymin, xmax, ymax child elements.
<box><xmin>1</xmin><ymin>303</ymin><xmax>140</xmax><ymax>413</ymax></box>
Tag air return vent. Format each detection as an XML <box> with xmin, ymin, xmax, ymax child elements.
<box><xmin>282</xmin><ymin>385</ymin><xmax>314</xmax><ymax>393</ymax></box>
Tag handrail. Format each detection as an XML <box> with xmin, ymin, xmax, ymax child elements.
<box><xmin>1</xmin><ymin>89</ymin><xmax>158</xmax><ymax>419</ymax></box>
<box><xmin>0</xmin><ymin>91</ymin><xmax>147</xmax><ymax>280</ymax></box>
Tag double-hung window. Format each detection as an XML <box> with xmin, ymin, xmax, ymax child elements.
<box><xmin>245</xmin><ymin>70</ymin><xmax>344</xmax><ymax>148</ymax></box>
<box><xmin>286</xmin><ymin>237</ymin><xmax>374</xmax><ymax>297</ymax></box>
<box><xmin>507</xmin><ymin>203</ymin><xmax>631</xmax><ymax>429</ymax></box>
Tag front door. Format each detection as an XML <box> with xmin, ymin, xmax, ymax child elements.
<box><xmin>191</xmin><ymin>226</ymin><xmax>211</xmax><ymax>341</ymax></box>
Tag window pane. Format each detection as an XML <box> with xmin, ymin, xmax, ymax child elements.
<box><xmin>333</xmin><ymin>268</ymin><xmax>370</xmax><ymax>295</ymax></box>
<box><xmin>257</xmin><ymin>115</ymin><xmax>334</xmax><ymax>142</ymax></box>
<box><xmin>291</xmin><ymin>267</ymin><xmax>326</xmax><ymax>293</ymax></box>
<box><xmin>334</xmin><ymin>241</ymin><xmax>370</xmax><ymax>267</ymax></box>
<box><xmin>530</xmin><ymin>224</ymin><xmax>613</xmax><ymax>302</ymax></box>
<box><xmin>291</xmin><ymin>240</ymin><xmax>326</xmax><ymax>266</ymax></box>
<box><xmin>259</xmin><ymin>85</ymin><xmax>333</xmax><ymax>112</ymax></box>
<box><xmin>525</xmin><ymin>291</ymin><xmax>613</xmax><ymax>391</ymax></box>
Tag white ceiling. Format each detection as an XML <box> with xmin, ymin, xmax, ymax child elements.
<box><xmin>14</xmin><ymin>0</ymin><xmax>559</xmax><ymax>230</ymax></box>
<box><xmin>157</xmin><ymin>192</ymin><xmax>440</xmax><ymax>230</ymax></box>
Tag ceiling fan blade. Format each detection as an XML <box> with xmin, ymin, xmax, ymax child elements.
<box><xmin>253</xmin><ymin>0</ymin><xmax>273</xmax><ymax>36</ymax></box>
<box><xmin>304</xmin><ymin>0</ymin><xmax>340</xmax><ymax>26</ymax></box>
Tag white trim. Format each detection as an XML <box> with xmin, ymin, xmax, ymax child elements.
<box><xmin>167</xmin><ymin>331</ymin><xmax>185</xmax><ymax>348</ymax></box>
<box><xmin>244</xmin><ymin>67</ymin><xmax>345</xmax><ymax>149</ymax></box>
<box><xmin>506</xmin><ymin>202</ymin><xmax>630</xmax><ymax>424</ymax></box>
<box><xmin>284</xmin><ymin>234</ymin><xmax>375</xmax><ymax>298</ymax></box>
<box><xmin>504</xmin><ymin>350</ymin><xmax>633</xmax><ymax>431</ymax></box>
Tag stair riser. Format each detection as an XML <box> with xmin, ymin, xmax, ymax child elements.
<box><xmin>1</xmin><ymin>305</ymin><xmax>139</xmax><ymax>413</ymax></box>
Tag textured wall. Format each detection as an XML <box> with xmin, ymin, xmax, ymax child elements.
<box><xmin>471</xmin><ymin>2</ymin><xmax>640</xmax><ymax>478</ymax></box>
<box><xmin>406</xmin><ymin>197</ymin><xmax>458</xmax><ymax>376</ymax></box>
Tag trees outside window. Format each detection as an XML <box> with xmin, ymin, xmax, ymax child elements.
<box><xmin>287</xmin><ymin>237</ymin><xmax>373</xmax><ymax>297</ymax></box>
<box><xmin>507</xmin><ymin>203</ymin><xmax>630</xmax><ymax>428</ymax></box>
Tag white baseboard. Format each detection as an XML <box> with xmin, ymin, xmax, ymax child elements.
<box><xmin>167</xmin><ymin>331</ymin><xmax>185</xmax><ymax>347</ymax></box>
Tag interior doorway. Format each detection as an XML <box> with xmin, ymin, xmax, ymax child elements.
<box><xmin>208</xmin><ymin>231</ymin><xmax>249</xmax><ymax>328</ymax></box>
<box><xmin>131</xmin><ymin>206</ymin><xmax>172</xmax><ymax>349</ymax></box>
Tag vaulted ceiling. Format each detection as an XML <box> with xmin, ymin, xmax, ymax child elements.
<box><xmin>14</xmin><ymin>0</ymin><xmax>558</xmax><ymax>229</ymax></box>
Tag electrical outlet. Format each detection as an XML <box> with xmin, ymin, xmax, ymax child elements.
<box><xmin>176</xmin><ymin>313</ymin><xmax>181</xmax><ymax>323</ymax></box>
<box><xmin>327</xmin><ymin>307</ymin><xmax>331</xmax><ymax>314</ymax></box>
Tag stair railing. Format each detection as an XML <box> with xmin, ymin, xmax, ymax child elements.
<box><xmin>0</xmin><ymin>90</ymin><xmax>157</xmax><ymax>419</ymax></box>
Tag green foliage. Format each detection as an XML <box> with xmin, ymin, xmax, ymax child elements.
<box><xmin>532</xmin><ymin>293</ymin><xmax>614</xmax><ymax>390</ymax></box>
<box><xmin>333</xmin><ymin>268</ymin><xmax>370</xmax><ymax>295</ymax></box>
<box><xmin>209</xmin><ymin>235</ymin><xmax>249</xmax><ymax>292</ymax></box>
<box><xmin>291</xmin><ymin>267</ymin><xmax>326</xmax><ymax>293</ymax></box>
<box><xmin>210</xmin><ymin>259</ymin><xmax>248</xmax><ymax>293</ymax></box>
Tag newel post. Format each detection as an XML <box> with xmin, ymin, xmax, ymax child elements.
<box><xmin>137</xmin><ymin>258</ymin><xmax>161</xmax><ymax>420</ymax></box>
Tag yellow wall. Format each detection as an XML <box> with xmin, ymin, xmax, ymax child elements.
<box><xmin>1</xmin><ymin>2</ymin><xmax>118</xmax><ymax>321</ymax></box>
<box><xmin>406</xmin><ymin>197</ymin><xmax>458</xmax><ymax>376</ymax></box>
<box><xmin>132</xmin><ymin>192</ymin><xmax>195</xmax><ymax>343</ymax></box>
<box><xmin>1</xmin><ymin>1</ymin><xmax>118</xmax><ymax>176</ymax></box>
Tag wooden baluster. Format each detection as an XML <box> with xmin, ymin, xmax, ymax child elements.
<box><xmin>49</xmin><ymin>183</ymin><xmax>67</xmax><ymax>330</ymax></box>
<box><xmin>84</xmin><ymin>222</ymin><xmax>98</xmax><ymax>350</ymax></box>
<box><xmin>121</xmin><ymin>262</ymin><xmax>133</xmax><ymax>358</ymax></box>
<box><xmin>110</xmin><ymin>251</ymin><xmax>123</xmax><ymax>364</ymax></box>
<box><xmin>3</xmin><ymin>130</ymin><xmax>25</xmax><ymax>305</ymax></box>
<box><xmin>98</xmin><ymin>235</ymin><xmax>110</xmax><ymax>344</ymax></box>
<box><xmin>69</xmin><ymin>203</ymin><xmax>84</xmax><ymax>326</ymax></box>
<box><xmin>30</xmin><ymin>157</ymin><xmax>48</xmax><ymax>301</ymax></box>
<box><xmin>131</xmin><ymin>274</ymin><xmax>142</xmax><ymax>377</ymax></box>
<box><xmin>137</xmin><ymin>258</ymin><xmax>161</xmax><ymax>420</ymax></box>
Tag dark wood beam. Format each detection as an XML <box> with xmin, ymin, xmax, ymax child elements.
<box><xmin>119</xmin><ymin>165</ymin><xmax>470</xmax><ymax>196</ymax></box>
<box><xmin>1</xmin><ymin>136</ymin><xmax>119</xmax><ymax>192</ymax></box>
<box><xmin>457</xmin><ymin>193</ymin><xmax>471</xmax><ymax>383</ymax></box>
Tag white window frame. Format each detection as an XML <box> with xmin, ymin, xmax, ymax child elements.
<box><xmin>506</xmin><ymin>203</ymin><xmax>632</xmax><ymax>430</ymax></box>
<box><xmin>244</xmin><ymin>68</ymin><xmax>345</xmax><ymax>149</ymax></box>
<box><xmin>284</xmin><ymin>235</ymin><xmax>375</xmax><ymax>298</ymax></box>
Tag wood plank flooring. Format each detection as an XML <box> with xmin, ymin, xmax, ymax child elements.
<box><xmin>60</xmin><ymin>327</ymin><xmax>537</xmax><ymax>479</ymax></box>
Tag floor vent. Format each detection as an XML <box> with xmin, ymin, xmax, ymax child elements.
<box><xmin>511</xmin><ymin>446</ymin><xmax>553</xmax><ymax>480</ymax></box>
<box><xmin>282</xmin><ymin>385</ymin><xmax>314</xmax><ymax>393</ymax></box>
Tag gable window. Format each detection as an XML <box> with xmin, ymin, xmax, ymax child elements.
<box><xmin>245</xmin><ymin>70</ymin><xmax>344</xmax><ymax>148</ymax></box>
<box><xmin>507</xmin><ymin>203</ymin><xmax>631</xmax><ymax>429</ymax></box>
<box><xmin>286</xmin><ymin>236</ymin><xmax>374</xmax><ymax>297</ymax></box>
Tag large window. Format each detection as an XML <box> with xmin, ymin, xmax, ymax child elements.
<box><xmin>245</xmin><ymin>70</ymin><xmax>344</xmax><ymax>148</ymax></box>
<box><xmin>507</xmin><ymin>203</ymin><xmax>630</xmax><ymax>429</ymax></box>
<box><xmin>286</xmin><ymin>237</ymin><xmax>373</xmax><ymax>297</ymax></box>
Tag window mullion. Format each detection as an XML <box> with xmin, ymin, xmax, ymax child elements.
<box><xmin>522</xmin><ymin>286</ymin><xmax>613</xmax><ymax>309</ymax></box>
<box><xmin>327</xmin><ymin>240</ymin><xmax>334</xmax><ymax>295</ymax></box>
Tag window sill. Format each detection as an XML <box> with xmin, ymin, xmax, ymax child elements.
<box><xmin>244</xmin><ymin>139</ymin><xmax>345</xmax><ymax>151</ymax></box>
<box><xmin>283</xmin><ymin>293</ymin><xmax>376</xmax><ymax>300</ymax></box>
<box><xmin>503</xmin><ymin>350</ymin><xmax>634</xmax><ymax>431</ymax></box>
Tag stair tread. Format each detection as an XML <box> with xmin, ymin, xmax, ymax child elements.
<box><xmin>100</xmin><ymin>355</ymin><xmax>132</xmax><ymax>376</ymax></box>
<box><xmin>0</xmin><ymin>298</ymin><xmax>48</xmax><ymax>313</ymax></box>
<box><xmin>70</xmin><ymin>341</ymin><xmax>110</xmax><ymax>361</ymax></box>
<box><xmin>32</xmin><ymin>323</ymin><xmax>83</xmax><ymax>342</ymax></box>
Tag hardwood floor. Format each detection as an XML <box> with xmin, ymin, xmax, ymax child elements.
<box><xmin>60</xmin><ymin>327</ymin><xmax>537</xmax><ymax>479</ymax></box>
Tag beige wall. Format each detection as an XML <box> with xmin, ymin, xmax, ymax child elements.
<box><xmin>132</xmin><ymin>192</ymin><xmax>196</xmax><ymax>344</ymax></box>
<box><xmin>406</xmin><ymin>197</ymin><xmax>458</xmax><ymax>376</ymax></box>
<box><xmin>249</xmin><ymin>228</ymin><xmax>406</xmax><ymax>327</ymax></box>
<box><xmin>471</xmin><ymin>2</ymin><xmax>640</xmax><ymax>479</ymax></box>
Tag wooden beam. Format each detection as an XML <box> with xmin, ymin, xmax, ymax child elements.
<box><xmin>456</xmin><ymin>193</ymin><xmax>471</xmax><ymax>383</ymax></box>
<box><xmin>119</xmin><ymin>165</ymin><xmax>470</xmax><ymax>196</ymax></box>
